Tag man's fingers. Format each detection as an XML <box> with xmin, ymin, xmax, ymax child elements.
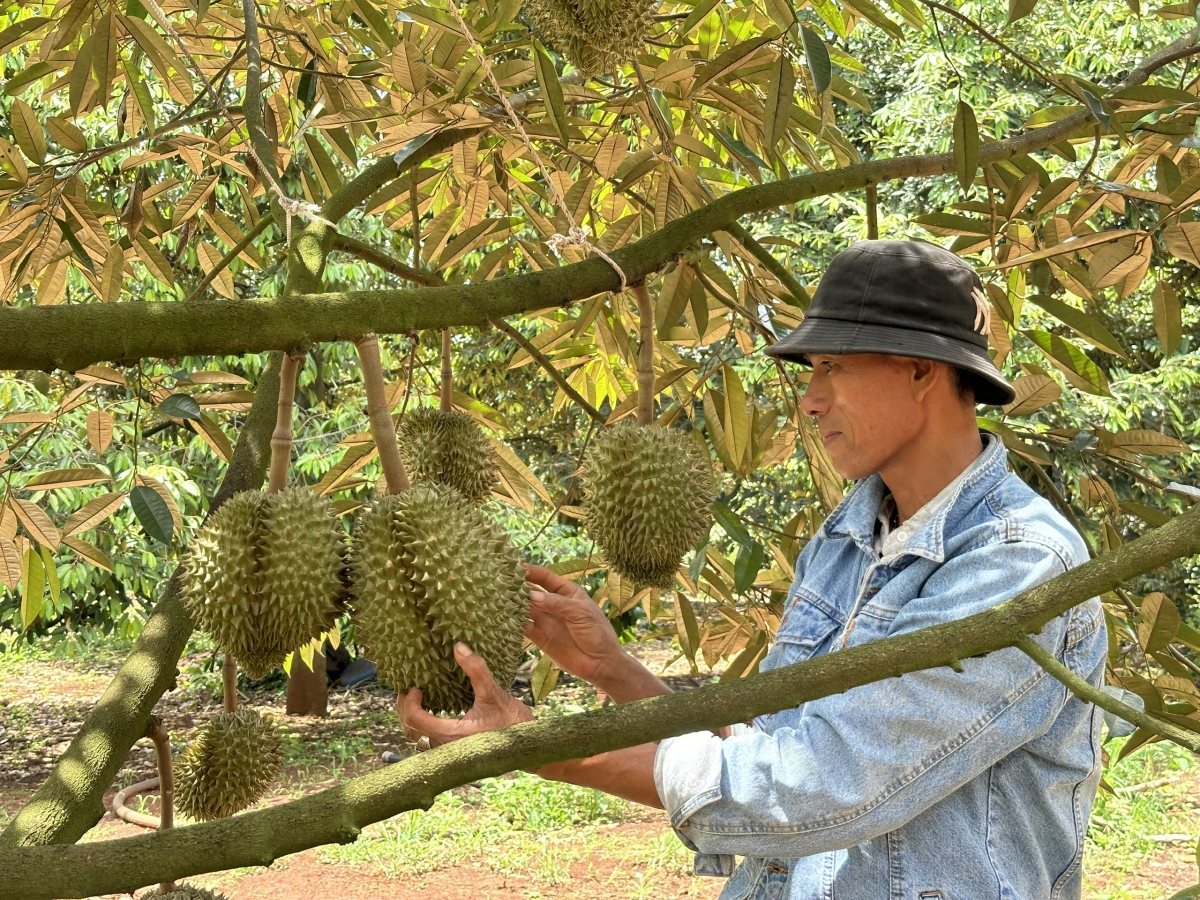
<box><xmin>454</xmin><ymin>642</ymin><xmax>500</xmax><ymax>700</ymax></box>
<box><xmin>525</xmin><ymin>565</ymin><xmax>588</xmax><ymax>600</ymax></box>
<box><xmin>402</xmin><ymin>689</ymin><xmax>442</xmax><ymax>740</ymax></box>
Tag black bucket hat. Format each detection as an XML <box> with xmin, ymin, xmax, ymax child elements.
<box><xmin>766</xmin><ymin>240</ymin><xmax>1015</xmax><ymax>406</ymax></box>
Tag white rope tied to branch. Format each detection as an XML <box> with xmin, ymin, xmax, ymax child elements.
<box><xmin>139</xmin><ymin>0</ymin><xmax>336</xmax><ymax>244</ymax></box>
<box><xmin>442</xmin><ymin>0</ymin><xmax>628</xmax><ymax>292</ymax></box>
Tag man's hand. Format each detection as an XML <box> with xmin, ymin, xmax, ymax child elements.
<box><xmin>398</xmin><ymin>642</ymin><xmax>532</xmax><ymax>749</ymax></box>
<box><xmin>524</xmin><ymin>564</ymin><xmax>624</xmax><ymax>683</ymax></box>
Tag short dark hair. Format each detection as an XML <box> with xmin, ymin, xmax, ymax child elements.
<box><xmin>949</xmin><ymin>366</ymin><xmax>983</xmax><ymax>406</ymax></box>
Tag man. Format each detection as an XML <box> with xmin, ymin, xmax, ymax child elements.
<box><xmin>401</xmin><ymin>240</ymin><xmax>1105</xmax><ymax>898</ymax></box>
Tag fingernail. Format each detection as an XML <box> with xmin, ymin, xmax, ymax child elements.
<box><xmin>455</xmin><ymin>642</ymin><xmax>472</xmax><ymax>655</ymax></box>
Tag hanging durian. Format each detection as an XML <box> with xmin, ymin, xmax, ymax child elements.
<box><xmin>580</xmin><ymin>285</ymin><xmax>714</xmax><ymax>589</ymax></box>
<box><xmin>396</xmin><ymin>408</ymin><xmax>498</xmax><ymax>505</ymax></box>
<box><xmin>182</xmin><ymin>486</ymin><xmax>345</xmax><ymax>679</ymax></box>
<box><xmin>397</xmin><ymin>328</ymin><xmax>499</xmax><ymax>504</ymax></box>
<box><xmin>175</xmin><ymin>708</ymin><xmax>283</xmax><ymax>821</ymax></box>
<box><xmin>351</xmin><ymin>483</ymin><xmax>529</xmax><ymax>714</ymax></box>
<box><xmin>157</xmin><ymin>886</ymin><xmax>228</xmax><ymax>900</ymax></box>
<box><xmin>524</xmin><ymin>0</ymin><xmax>658</xmax><ymax>73</ymax></box>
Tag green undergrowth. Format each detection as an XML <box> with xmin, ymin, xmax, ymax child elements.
<box><xmin>1085</xmin><ymin>738</ymin><xmax>1200</xmax><ymax>899</ymax></box>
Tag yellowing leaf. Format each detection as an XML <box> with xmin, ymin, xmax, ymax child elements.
<box><xmin>1163</xmin><ymin>222</ymin><xmax>1200</xmax><ymax>267</ymax></box>
<box><xmin>64</xmin><ymin>491</ymin><xmax>126</xmax><ymax>535</ymax></box>
<box><xmin>25</xmin><ymin>468</ymin><xmax>110</xmax><ymax>491</ymax></box>
<box><xmin>20</xmin><ymin>547</ymin><xmax>43</xmax><ymax>629</ymax></box>
<box><xmin>953</xmin><ymin>100</ymin><xmax>979</xmax><ymax>193</ymax></box>
<box><xmin>594</xmin><ymin>133</ymin><xmax>627</xmax><ymax>179</ymax></box>
<box><xmin>46</xmin><ymin>116</ymin><xmax>87</xmax><ymax>153</ymax></box>
<box><xmin>187</xmin><ymin>370</ymin><xmax>250</xmax><ymax>386</ymax></box>
<box><xmin>0</xmin><ymin>536</ymin><xmax>20</xmax><ymax>590</ymax></box>
<box><xmin>9</xmin><ymin>98</ymin><xmax>46</xmax><ymax>164</ymax></box>
<box><xmin>75</xmin><ymin>365</ymin><xmax>126</xmax><ymax>386</ymax></box>
<box><xmin>1138</xmin><ymin>592</ymin><xmax>1180</xmax><ymax>655</ymax></box>
<box><xmin>99</xmin><ymin>244</ymin><xmax>124</xmax><ymax>303</ymax></box>
<box><xmin>188</xmin><ymin>412</ymin><xmax>233</xmax><ymax>461</ymax></box>
<box><xmin>1105</xmin><ymin>429</ymin><xmax>1190</xmax><ymax>456</ymax></box>
<box><xmin>174</xmin><ymin>175</ymin><xmax>219</xmax><ymax>225</ymax></box>
<box><xmin>134</xmin><ymin>235</ymin><xmax>175</xmax><ymax>286</ymax></box>
<box><xmin>1153</xmin><ymin>281</ymin><xmax>1182</xmax><ymax>356</ymax></box>
<box><xmin>62</xmin><ymin>535</ymin><xmax>114</xmax><ymax>572</ymax></box>
<box><xmin>196</xmin><ymin>242</ymin><xmax>235</xmax><ymax>299</ymax></box>
<box><xmin>391</xmin><ymin>41</ymin><xmax>428</xmax><ymax>94</ymax></box>
<box><xmin>91</xmin><ymin>11</ymin><xmax>118</xmax><ymax>110</ymax></box>
<box><xmin>722</xmin><ymin>363</ymin><xmax>750</xmax><ymax>469</ymax></box>
<box><xmin>87</xmin><ymin>409</ymin><xmax>114</xmax><ymax>453</ymax></box>
<box><xmin>530</xmin><ymin>653</ymin><xmax>560</xmax><ymax>703</ymax></box>
<box><xmin>1003</xmin><ymin>373</ymin><xmax>1061</xmax><ymax>416</ymax></box>
<box><xmin>12</xmin><ymin>499</ymin><xmax>60</xmax><ymax>550</ymax></box>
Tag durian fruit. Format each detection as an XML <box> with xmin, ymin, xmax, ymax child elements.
<box><xmin>351</xmin><ymin>484</ymin><xmax>528</xmax><ymax>714</ymax></box>
<box><xmin>156</xmin><ymin>886</ymin><xmax>228</xmax><ymax>900</ymax></box>
<box><xmin>395</xmin><ymin>407</ymin><xmax>499</xmax><ymax>505</ymax></box>
<box><xmin>182</xmin><ymin>487</ymin><xmax>345</xmax><ymax>678</ymax></box>
<box><xmin>175</xmin><ymin>708</ymin><xmax>283</xmax><ymax>822</ymax></box>
<box><xmin>524</xmin><ymin>0</ymin><xmax>658</xmax><ymax>73</ymax></box>
<box><xmin>582</xmin><ymin>421</ymin><xmax>713</xmax><ymax>589</ymax></box>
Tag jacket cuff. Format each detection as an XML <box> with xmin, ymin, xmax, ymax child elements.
<box><xmin>654</xmin><ymin>730</ymin><xmax>726</xmax><ymax>828</ymax></box>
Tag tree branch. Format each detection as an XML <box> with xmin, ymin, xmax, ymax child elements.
<box><xmin>1014</xmin><ymin>634</ymin><xmax>1200</xmax><ymax>753</ymax></box>
<box><xmin>184</xmin><ymin>213</ymin><xmax>274</xmax><ymax>302</ymax></box>
<box><xmin>0</xmin><ymin>353</ymin><xmax>284</xmax><ymax>848</ymax></box>
<box><xmin>329</xmin><ymin>232</ymin><xmax>446</xmax><ymax>287</ymax></box>
<box><xmin>3</xmin><ymin>502</ymin><xmax>1199</xmax><ymax>896</ymax></box>
<box><xmin>490</xmin><ymin>317</ymin><xmax>608</xmax><ymax>425</ymax></box>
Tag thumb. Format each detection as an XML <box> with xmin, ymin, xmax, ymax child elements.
<box><xmin>454</xmin><ymin>643</ymin><xmax>500</xmax><ymax>700</ymax></box>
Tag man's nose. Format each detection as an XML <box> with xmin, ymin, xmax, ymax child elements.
<box><xmin>800</xmin><ymin>378</ymin><xmax>828</xmax><ymax>417</ymax></box>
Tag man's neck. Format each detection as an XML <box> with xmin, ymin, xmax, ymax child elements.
<box><xmin>879</xmin><ymin>426</ymin><xmax>985</xmax><ymax>524</ymax></box>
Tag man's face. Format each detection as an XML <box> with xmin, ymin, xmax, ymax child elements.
<box><xmin>799</xmin><ymin>353</ymin><xmax>931</xmax><ymax>480</ymax></box>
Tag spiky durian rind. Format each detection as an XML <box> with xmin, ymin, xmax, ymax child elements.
<box><xmin>524</xmin><ymin>0</ymin><xmax>658</xmax><ymax>73</ymax></box>
<box><xmin>175</xmin><ymin>709</ymin><xmax>283</xmax><ymax>822</ymax></box>
<box><xmin>396</xmin><ymin>407</ymin><xmax>499</xmax><ymax>505</ymax></box>
<box><xmin>582</xmin><ymin>421</ymin><xmax>714</xmax><ymax>589</ymax></box>
<box><xmin>156</xmin><ymin>886</ymin><xmax>228</xmax><ymax>900</ymax></box>
<box><xmin>350</xmin><ymin>484</ymin><xmax>528</xmax><ymax>714</ymax></box>
<box><xmin>182</xmin><ymin>487</ymin><xmax>345</xmax><ymax>678</ymax></box>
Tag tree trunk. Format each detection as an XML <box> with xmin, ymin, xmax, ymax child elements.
<box><xmin>286</xmin><ymin>653</ymin><xmax>328</xmax><ymax>717</ymax></box>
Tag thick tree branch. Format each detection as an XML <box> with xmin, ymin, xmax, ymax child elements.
<box><xmin>2</xmin><ymin>504</ymin><xmax>1199</xmax><ymax>894</ymax></box>
<box><xmin>490</xmin><ymin>317</ymin><xmax>608</xmax><ymax>425</ymax></box>
<box><xmin>0</xmin><ymin>354</ymin><xmax>284</xmax><ymax>848</ymax></box>
<box><xmin>330</xmin><ymin>232</ymin><xmax>446</xmax><ymax>287</ymax></box>
<box><xmin>0</xmin><ymin>78</ymin><xmax>1143</xmax><ymax>373</ymax></box>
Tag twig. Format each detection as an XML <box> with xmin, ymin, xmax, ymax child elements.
<box><xmin>330</xmin><ymin>233</ymin><xmax>445</xmax><ymax>287</ymax></box>
<box><xmin>490</xmin><ymin>318</ymin><xmax>607</xmax><ymax>425</ymax></box>
<box><xmin>355</xmin><ymin>335</ymin><xmax>411</xmax><ymax>493</ymax></box>
<box><xmin>865</xmin><ymin>185</ymin><xmax>879</xmax><ymax>240</ymax></box>
<box><xmin>633</xmin><ymin>284</ymin><xmax>655</xmax><ymax>426</ymax></box>
<box><xmin>724</xmin><ymin>221</ymin><xmax>808</xmax><ymax>309</ymax></box>
<box><xmin>1015</xmin><ymin>634</ymin><xmax>1200</xmax><ymax>754</ymax></box>
<box><xmin>185</xmin><ymin>214</ymin><xmax>273</xmax><ymax>302</ymax></box>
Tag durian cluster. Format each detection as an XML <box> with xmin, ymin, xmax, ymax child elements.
<box><xmin>183</xmin><ymin>487</ymin><xmax>344</xmax><ymax>678</ymax></box>
<box><xmin>396</xmin><ymin>407</ymin><xmax>499</xmax><ymax>505</ymax></box>
<box><xmin>175</xmin><ymin>708</ymin><xmax>283</xmax><ymax>822</ymax></box>
<box><xmin>350</xmin><ymin>484</ymin><xmax>529</xmax><ymax>714</ymax></box>
<box><xmin>524</xmin><ymin>0</ymin><xmax>658</xmax><ymax>73</ymax></box>
<box><xmin>582</xmin><ymin>421</ymin><xmax>714</xmax><ymax>589</ymax></box>
<box><xmin>156</xmin><ymin>886</ymin><xmax>227</xmax><ymax>900</ymax></box>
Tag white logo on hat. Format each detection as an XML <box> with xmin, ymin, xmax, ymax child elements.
<box><xmin>971</xmin><ymin>287</ymin><xmax>991</xmax><ymax>336</ymax></box>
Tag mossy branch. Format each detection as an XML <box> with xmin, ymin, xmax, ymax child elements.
<box><xmin>3</xmin><ymin>504</ymin><xmax>1199</xmax><ymax>895</ymax></box>
<box><xmin>0</xmin><ymin>354</ymin><xmax>284</xmax><ymax>848</ymax></box>
<box><xmin>331</xmin><ymin>232</ymin><xmax>446</xmax><ymax>287</ymax></box>
<box><xmin>633</xmin><ymin>284</ymin><xmax>655</xmax><ymax>427</ymax></box>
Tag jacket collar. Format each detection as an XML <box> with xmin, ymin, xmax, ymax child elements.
<box><xmin>818</xmin><ymin>433</ymin><xmax>1008</xmax><ymax>563</ymax></box>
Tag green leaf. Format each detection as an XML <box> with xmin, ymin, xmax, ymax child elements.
<box><xmin>1153</xmin><ymin>281</ymin><xmax>1183</xmax><ymax>356</ymax></box>
<box><xmin>533</xmin><ymin>41</ymin><xmax>569</xmax><ymax>145</ymax></box>
<box><xmin>681</xmin><ymin>0</ymin><xmax>722</xmax><ymax>34</ymax></box>
<box><xmin>530</xmin><ymin>652</ymin><xmax>560</xmax><ymax>703</ymax></box>
<box><xmin>1023</xmin><ymin>329</ymin><xmax>1111</xmax><ymax>396</ymax></box>
<box><xmin>130</xmin><ymin>485</ymin><xmax>173</xmax><ymax>543</ymax></box>
<box><xmin>762</xmin><ymin>53</ymin><xmax>795</xmax><ymax>152</ymax></box>
<box><xmin>20</xmin><ymin>548</ymin><xmax>43</xmax><ymax>630</ymax></box>
<box><xmin>38</xmin><ymin>545</ymin><xmax>59</xmax><ymax>605</ymax></box>
<box><xmin>297</xmin><ymin>58</ymin><xmax>318</xmax><ymax>112</ymax></box>
<box><xmin>158</xmin><ymin>393</ymin><xmax>202</xmax><ymax>421</ymax></box>
<box><xmin>674</xmin><ymin>595</ymin><xmax>701</xmax><ymax>667</ymax></box>
<box><xmin>953</xmin><ymin>100</ymin><xmax>979</xmax><ymax>193</ymax></box>
<box><xmin>719</xmin><ymin>629</ymin><xmax>768</xmax><ymax>681</ymax></box>
<box><xmin>688</xmin><ymin>533</ymin><xmax>710</xmax><ymax>583</ymax></box>
<box><xmin>800</xmin><ymin>26</ymin><xmax>832</xmax><ymax>95</ymax></box>
<box><xmin>733</xmin><ymin>541</ymin><xmax>765</xmax><ymax>594</ymax></box>
<box><xmin>1007</xmin><ymin>0</ymin><xmax>1038</xmax><ymax>23</ymax></box>
<box><xmin>1025</xmin><ymin>294</ymin><xmax>1128</xmax><ymax>359</ymax></box>
<box><xmin>1081</xmin><ymin>89</ymin><xmax>1110</xmax><ymax>129</ymax></box>
<box><xmin>712</xmin><ymin>502</ymin><xmax>752</xmax><ymax>547</ymax></box>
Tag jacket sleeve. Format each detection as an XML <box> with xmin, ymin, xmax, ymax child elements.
<box><xmin>653</xmin><ymin>539</ymin><xmax>1100</xmax><ymax>859</ymax></box>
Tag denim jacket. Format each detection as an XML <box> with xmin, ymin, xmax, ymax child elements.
<box><xmin>654</xmin><ymin>435</ymin><xmax>1105</xmax><ymax>899</ymax></box>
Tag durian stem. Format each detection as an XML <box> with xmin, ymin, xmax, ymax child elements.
<box><xmin>222</xmin><ymin>655</ymin><xmax>238</xmax><ymax>713</ymax></box>
<box><xmin>633</xmin><ymin>284</ymin><xmax>655</xmax><ymax>427</ymax></box>
<box><xmin>268</xmin><ymin>353</ymin><xmax>302</xmax><ymax>493</ymax></box>
<box><xmin>146</xmin><ymin>717</ymin><xmax>175</xmax><ymax>894</ymax></box>
<box><xmin>440</xmin><ymin>328</ymin><xmax>453</xmax><ymax>413</ymax></box>
<box><xmin>355</xmin><ymin>334</ymin><xmax>411</xmax><ymax>494</ymax></box>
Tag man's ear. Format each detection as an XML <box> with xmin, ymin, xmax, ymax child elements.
<box><xmin>907</xmin><ymin>357</ymin><xmax>939</xmax><ymax>401</ymax></box>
